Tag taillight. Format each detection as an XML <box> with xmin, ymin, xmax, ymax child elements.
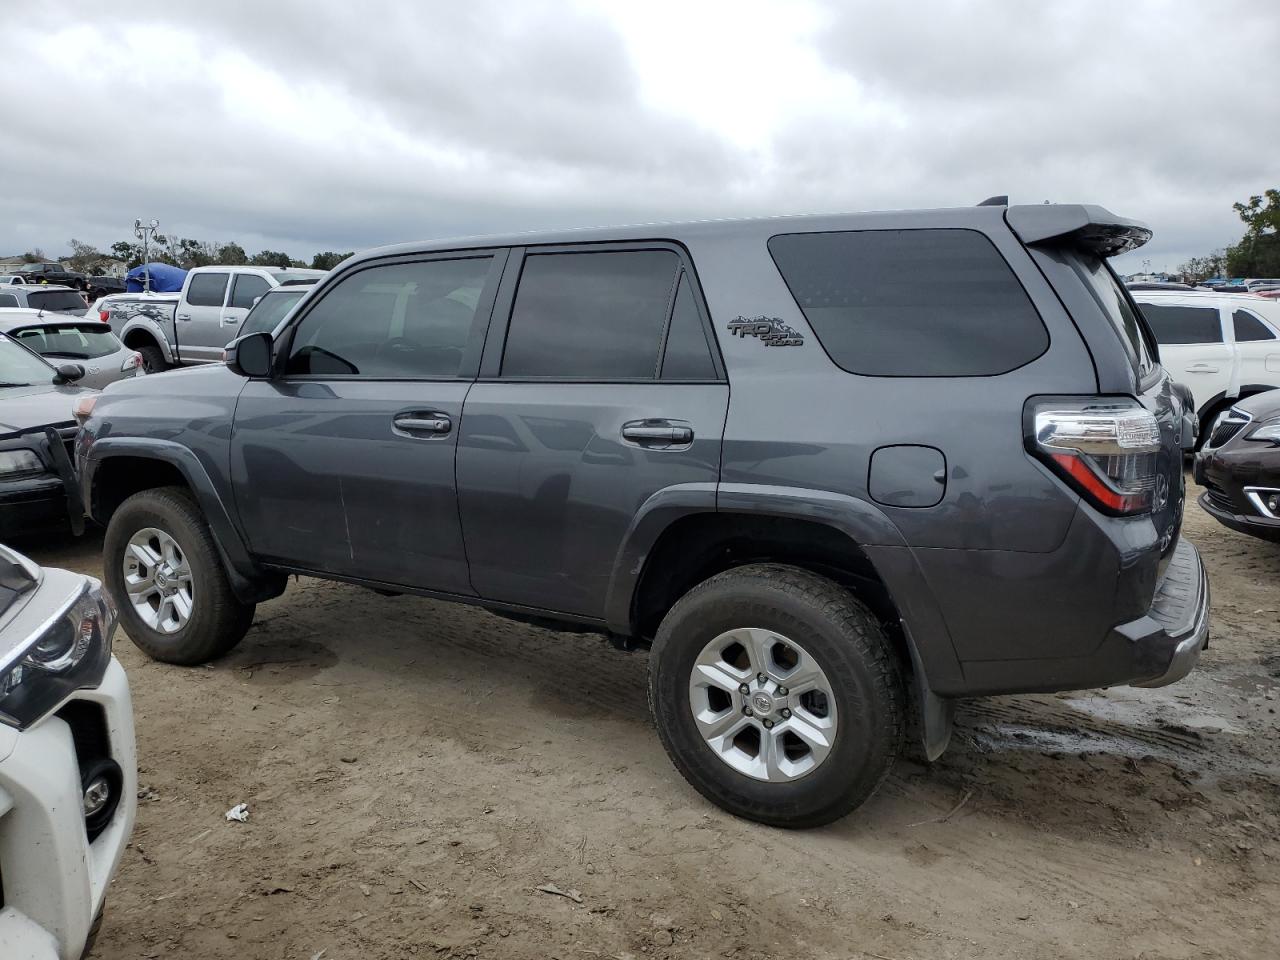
<box><xmin>122</xmin><ymin>351</ymin><xmax>143</xmax><ymax>373</ymax></box>
<box><xmin>99</xmin><ymin>310</ymin><xmax>110</xmax><ymax>322</ymax></box>
<box><xmin>1028</xmin><ymin>399</ymin><xmax>1162</xmax><ymax>516</ymax></box>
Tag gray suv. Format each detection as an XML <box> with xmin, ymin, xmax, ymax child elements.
<box><xmin>77</xmin><ymin>200</ymin><xmax>1208</xmax><ymax>827</ymax></box>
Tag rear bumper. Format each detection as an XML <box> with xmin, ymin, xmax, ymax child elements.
<box><xmin>1126</xmin><ymin>536</ymin><xmax>1210</xmax><ymax>687</ymax></box>
<box><xmin>0</xmin><ymin>659</ymin><xmax>137</xmax><ymax>960</ymax></box>
<box><xmin>950</xmin><ymin>536</ymin><xmax>1209</xmax><ymax>695</ymax></box>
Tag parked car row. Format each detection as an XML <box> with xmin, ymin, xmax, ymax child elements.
<box><xmin>98</xmin><ymin>265</ymin><xmax>323</xmax><ymax>371</ymax></box>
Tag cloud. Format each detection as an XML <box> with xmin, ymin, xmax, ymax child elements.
<box><xmin>2</xmin><ymin>0</ymin><xmax>1275</xmax><ymax>272</ymax></box>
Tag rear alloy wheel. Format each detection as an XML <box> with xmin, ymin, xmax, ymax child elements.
<box><xmin>650</xmin><ymin>563</ymin><xmax>905</xmax><ymax>828</ymax></box>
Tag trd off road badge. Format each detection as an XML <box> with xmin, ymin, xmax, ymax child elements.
<box><xmin>726</xmin><ymin>316</ymin><xmax>804</xmax><ymax>347</ymax></box>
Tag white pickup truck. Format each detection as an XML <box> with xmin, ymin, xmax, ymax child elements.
<box><xmin>102</xmin><ymin>265</ymin><xmax>323</xmax><ymax>371</ymax></box>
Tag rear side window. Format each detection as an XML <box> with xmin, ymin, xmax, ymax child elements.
<box><xmin>0</xmin><ymin>294</ymin><xmax>16</xmax><ymax>308</ymax></box>
<box><xmin>768</xmin><ymin>229</ymin><xmax>1047</xmax><ymax>376</ymax></box>
<box><xmin>187</xmin><ymin>273</ymin><xmax>229</xmax><ymax>307</ymax></box>
<box><xmin>26</xmin><ymin>290</ymin><xmax>86</xmax><ymax>312</ymax></box>
<box><xmin>502</xmin><ymin>250</ymin><xmax>679</xmax><ymax>379</ymax></box>
<box><xmin>1140</xmin><ymin>304</ymin><xmax>1223</xmax><ymax>344</ymax></box>
<box><xmin>660</xmin><ymin>272</ymin><xmax>717</xmax><ymax>380</ymax></box>
<box><xmin>1233</xmin><ymin>309</ymin><xmax>1276</xmax><ymax>342</ymax></box>
<box><xmin>13</xmin><ymin>323</ymin><xmax>120</xmax><ymax>359</ymax></box>
<box><xmin>229</xmin><ymin>273</ymin><xmax>271</xmax><ymax>309</ymax></box>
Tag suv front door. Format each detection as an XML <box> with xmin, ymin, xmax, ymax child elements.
<box><xmin>456</xmin><ymin>245</ymin><xmax>728</xmax><ymax>620</ymax></box>
<box><xmin>230</xmin><ymin>251</ymin><xmax>507</xmax><ymax>592</ymax></box>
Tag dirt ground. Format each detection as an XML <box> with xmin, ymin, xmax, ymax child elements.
<box><xmin>20</xmin><ymin>476</ymin><xmax>1279</xmax><ymax>960</ymax></box>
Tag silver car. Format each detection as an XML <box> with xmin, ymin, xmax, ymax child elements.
<box><xmin>0</xmin><ymin>284</ymin><xmax>87</xmax><ymax>314</ymax></box>
<box><xmin>0</xmin><ymin>308</ymin><xmax>143</xmax><ymax>389</ymax></box>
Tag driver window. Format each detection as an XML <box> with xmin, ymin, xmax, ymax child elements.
<box><xmin>285</xmin><ymin>257</ymin><xmax>493</xmax><ymax>378</ymax></box>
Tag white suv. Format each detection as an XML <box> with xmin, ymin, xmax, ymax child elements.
<box><xmin>1132</xmin><ymin>290</ymin><xmax>1280</xmax><ymax>435</ymax></box>
<box><xmin>0</xmin><ymin>546</ymin><xmax>136</xmax><ymax>959</ymax></box>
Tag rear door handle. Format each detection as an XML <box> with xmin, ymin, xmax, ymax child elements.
<box><xmin>176</xmin><ymin>313</ymin><xmax>192</xmax><ymax>321</ymax></box>
<box><xmin>394</xmin><ymin>414</ymin><xmax>452</xmax><ymax>435</ymax></box>
<box><xmin>622</xmin><ymin>420</ymin><xmax>693</xmax><ymax>444</ymax></box>
<box><xmin>1186</xmin><ymin>363</ymin><xmax>1218</xmax><ymax>372</ymax></box>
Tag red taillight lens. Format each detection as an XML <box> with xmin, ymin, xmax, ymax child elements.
<box><xmin>1029</xmin><ymin>400</ymin><xmax>1162</xmax><ymax>516</ymax></box>
<box><xmin>99</xmin><ymin>310</ymin><xmax>110</xmax><ymax>322</ymax></box>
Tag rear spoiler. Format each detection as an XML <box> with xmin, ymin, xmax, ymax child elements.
<box><xmin>1005</xmin><ymin>203</ymin><xmax>1152</xmax><ymax>257</ymax></box>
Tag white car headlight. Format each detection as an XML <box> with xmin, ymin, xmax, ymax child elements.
<box><xmin>0</xmin><ymin>582</ymin><xmax>115</xmax><ymax>729</ymax></box>
<box><xmin>0</xmin><ymin>449</ymin><xmax>43</xmax><ymax>478</ymax></box>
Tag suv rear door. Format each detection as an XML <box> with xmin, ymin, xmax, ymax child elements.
<box><xmin>456</xmin><ymin>244</ymin><xmax>727</xmax><ymax>619</ymax></box>
<box><xmin>230</xmin><ymin>251</ymin><xmax>507</xmax><ymax>592</ymax></box>
<box><xmin>1230</xmin><ymin>303</ymin><xmax>1280</xmax><ymax>389</ymax></box>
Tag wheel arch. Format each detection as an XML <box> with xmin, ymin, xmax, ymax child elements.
<box><xmin>606</xmin><ymin>483</ymin><xmax>963</xmax><ymax>759</ymax></box>
<box><xmin>120</xmin><ymin>320</ymin><xmax>173</xmax><ymax>365</ymax></box>
<box><xmin>85</xmin><ymin>439</ymin><xmax>283</xmax><ymax>603</ymax></box>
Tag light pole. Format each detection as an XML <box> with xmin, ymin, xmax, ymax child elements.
<box><xmin>134</xmin><ymin>218</ymin><xmax>159</xmax><ymax>292</ymax></box>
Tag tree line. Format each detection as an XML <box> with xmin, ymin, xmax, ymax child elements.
<box><xmin>1178</xmin><ymin>189</ymin><xmax>1280</xmax><ymax>282</ymax></box>
<box><xmin>17</xmin><ymin>239</ymin><xmax>355</xmax><ymax>274</ymax></box>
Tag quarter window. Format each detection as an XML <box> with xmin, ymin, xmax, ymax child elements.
<box><xmin>1232</xmin><ymin>309</ymin><xmax>1276</xmax><ymax>342</ymax></box>
<box><xmin>0</xmin><ymin>294</ymin><xmax>16</xmax><ymax>307</ymax></box>
<box><xmin>285</xmin><ymin>257</ymin><xmax>493</xmax><ymax>378</ymax></box>
<box><xmin>660</xmin><ymin>272</ymin><xmax>717</xmax><ymax>380</ymax></box>
<box><xmin>502</xmin><ymin>250</ymin><xmax>679</xmax><ymax>379</ymax></box>
<box><xmin>1139</xmin><ymin>304</ymin><xmax>1223</xmax><ymax>345</ymax></box>
<box><xmin>229</xmin><ymin>274</ymin><xmax>271</xmax><ymax>309</ymax></box>
<box><xmin>186</xmin><ymin>273</ymin><xmax>229</xmax><ymax>307</ymax></box>
<box><xmin>768</xmin><ymin>229</ymin><xmax>1048</xmax><ymax>377</ymax></box>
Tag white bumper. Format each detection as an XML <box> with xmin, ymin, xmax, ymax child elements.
<box><xmin>0</xmin><ymin>658</ymin><xmax>137</xmax><ymax>960</ymax></box>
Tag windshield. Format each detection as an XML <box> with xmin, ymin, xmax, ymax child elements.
<box><xmin>11</xmin><ymin>323</ymin><xmax>120</xmax><ymax>359</ymax></box>
<box><xmin>0</xmin><ymin>335</ymin><xmax>56</xmax><ymax>386</ymax></box>
<box><xmin>27</xmin><ymin>290</ymin><xmax>86</xmax><ymax>312</ymax></box>
<box><xmin>239</xmin><ymin>290</ymin><xmax>304</xmax><ymax>337</ymax></box>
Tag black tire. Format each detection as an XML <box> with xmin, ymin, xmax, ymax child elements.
<box><xmin>136</xmin><ymin>343</ymin><xmax>168</xmax><ymax>373</ymax></box>
<box><xmin>103</xmin><ymin>486</ymin><xmax>254</xmax><ymax>665</ymax></box>
<box><xmin>649</xmin><ymin>563</ymin><xmax>905</xmax><ymax>828</ymax></box>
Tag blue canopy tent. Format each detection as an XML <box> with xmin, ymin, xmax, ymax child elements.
<box><xmin>125</xmin><ymin>262</ymin><xmax>188</xmax><ymax>293</ymax></box>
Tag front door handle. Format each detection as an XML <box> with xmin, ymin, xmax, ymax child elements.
<box><xmin>394</xmin><ymin>414</ymin><xmax>452</xmax><ymax>435</ymax></box>
<box><xmin>622</xmin><ymin>420</ymin><xmax>693</xmax><ymax>444</ymax></box>
<box><xmin>1186</xmin><ymin>363</ymin><xmax>1218</xmax><ymax>373</ymax></box>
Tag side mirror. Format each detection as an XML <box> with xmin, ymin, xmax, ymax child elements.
<box><xmin>226</xmin><ymin>331</ymin><xmax>274</xmax><ymax>378</ymax></box>
<box><xmin>54</xmin><ymin>362</ymin><xmax>85</xmax><ymax>384</ymax></box>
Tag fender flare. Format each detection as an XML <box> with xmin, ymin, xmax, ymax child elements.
<box><xmin>83</xmin><ymin>437</ymin><xmax>283</xmax><ymax>603</ymax></box>
<box><xmin>605</xmin><ymin>481</ymin><xmax>961</xmax><ymax>760</ymax></box>
<box><xmin>118</xmin><ymin>317</ymin><xmax>175</xmax><ymax>365</ymax></box>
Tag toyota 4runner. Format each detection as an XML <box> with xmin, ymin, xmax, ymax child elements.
<box><xmin>76</xmin><ymin>200</ymin><xmax>1209</xmax><ymax>827</ymax></box>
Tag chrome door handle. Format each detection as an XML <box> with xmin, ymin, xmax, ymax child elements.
<box><xmin>1185</xmin><ymin>364</ymin><xmax>1217</xmax><ymax>373</ymax></box>
<box><xmin>622</xmin><ymin>421</ymin><xmax>693</xmax><ymax>444</ymax></box>
<box><xmin>394</xmin><ymin>414</ymin><xmax>452</xmax><ymax>434</ymax></box>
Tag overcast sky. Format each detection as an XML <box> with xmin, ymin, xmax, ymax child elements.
<box><xmin>4</xmin><ymin>1</ymin><xmax>1276</xmax><ymax>273</ymax></box>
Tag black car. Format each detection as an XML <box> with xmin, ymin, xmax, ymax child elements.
<box><xmin>86</xmin><ymin>276</ymin><xmax>127</xmax><ymax>299</ymax></box>
<box><xmin>0</xmin><ymin>332</ymin><xmax>94</xmax><ymax>537</ymax></box>
<box><xmin>1196</xmin><ymin>390</ymin><xmax>1280</xmax><ymax>542</ymax></box>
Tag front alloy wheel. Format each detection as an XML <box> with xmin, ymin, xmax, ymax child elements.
<box><xmin>123</xmin><ymin>527</ymin><xmax>195</xmax><ymax>633</ymax></box>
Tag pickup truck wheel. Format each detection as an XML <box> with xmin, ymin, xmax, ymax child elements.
<box><xmin>137</xmin><ymin>344</ymin><xmax>168</xmax><ymax>373</ymax></box>
<box><xmin>649</xmin><ymin>563</ymin><xmax>904</xmax><ymax>828</ymax></box>
<box><xmin>104</xmin><ymin>486</ymin><xmax>254</xmax><ymax>665</ymax></box>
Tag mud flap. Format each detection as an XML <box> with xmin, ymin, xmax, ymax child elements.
<box><xmin>43</xmin><ymin>426</ymin><xmax>85</xmax><ymax>536</ymax></box>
